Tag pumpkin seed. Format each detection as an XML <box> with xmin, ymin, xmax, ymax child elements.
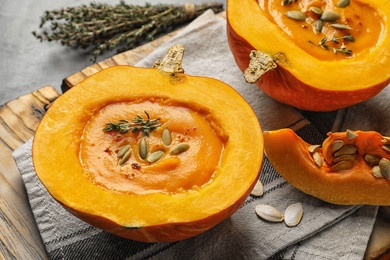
<box><xmin>336</xmin><ymin>0</ymin><xmax>350</xmax><ymax>8</ymax></box>
<box><xmin>255</xmin><ymin>204</ymin><xmax>284</xmax><ymax>222</ymax></box>
<box><xmin>334</xmin><ymin>154</ymin><xmax>355</xmax><ymax>163</ymax></box>
<box><xmin>315</xmin><ymin>20</ymin><xmax>323</xmax><ymax>33</ymax></box>
<box><xmin>331</xmin><ymin>160</ymin><xmax>354</xmax><ymax>171</ymax></box>
<box><xmin>308</xmin><ymin>144</ymin><xmax>321</xmax><ymax>153</ymax></box>
<box><xmin>313</xmin><ymin>152</ymin><xmax>323</xmax><ymax>167</ymax></box>
<box><xmin>346</xmin><ymin>129</ymin><xmax>358</xmax><ymax>140</ymax></box>
<box><xmin>117</xmin><ymin>144</ymin><xmax>131</xmax><ymax>158</ymax></box>
<box><xmin>365</xmin><ymin>154</ymin><xmax>381</xmax><ymax>166</ymax></box>
<box><xmin>284</xmin><ymin>203</ymin><xmax>303</xmax><ymax>227</ymax></box>
<box><xmin>147</xmin><ymin>150</ymin><xmax>165</xmax><ymax>163</ymax></box>
<box><xmin>139</xmin><ymin>138</ymin><xmax>148</xmax><ymax>160</ymax></box>
<box><xmin>119</xmin><ymin>149</ymin><xmax>132</xmax><ymax>166</ymax></box>
<box><xmin>382</xmin><ymin>144</ymin><xmax>390</xmax><ymax>153</ymax></box>
<box><xmin>309</xmin><ymin>6</ymin><xmax>323</xmax><ymax>15</ymax></box>
<box><xmin>285</xmin><ymin>10</ymin><xmax>307</xmax><ymax>21</ymax></box>
<box><xmin>170</xmin><ymin>143</ymin><xmax>190</xmax><ymax>155</ymax></box>
<box><xmin>320</xmin><ymin>11</ymin><xmax>340</xmax><ymax>22</ymax></box>
<box><xmin>331</xmin><ymin>23</ymin><xmax>352</xmax><ymax>30</ymax></box>
<box><xmin>334</xmin><ymin>144</ymin><xmax>357</xmax><ymax>157</ymax></box>
<box><xmin>379</xmin><ymin>158</ymin><xmax>390</xmax><ymax>180</ymax></box>
<box><xmin>162</xmin><ymin>127</ymin><xmax>171</xmax><ymax>146</ymax></box>
<box><xmin>251</xmin><ymin>180</ymin><xmax>264</xmax><ymax>196</ymax></box>
<box><xmin>332</xmin><ymin>140</ymin><xmax>344</xmax><ymax>153</ymax></box>
<box><xmin>383</xmin><ymin>136</ymin><xmax>390</xmax><ymax>144</ymax></box>
<box><xmin>372</xmin><ymin>165</ymin><xmax>383</xmax><ymax>178</ymax></box>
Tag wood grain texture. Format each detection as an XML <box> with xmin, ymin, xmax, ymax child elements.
<box><xmin>0</xmin><ymin>86</ymin><xmax>59</xmax><ymax>260</ymax></box>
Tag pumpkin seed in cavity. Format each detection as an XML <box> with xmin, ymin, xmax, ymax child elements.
<box><xmin>331</xmin><ymin>160</ymin><xmax>354</xmax><ymax>171</ymax></box>
<box><xmin>308</xmin><ymin>144</ymin><xmax>320</xmax><ymax>153</ymax></box>
<box><xmin>331</xmin><ymin>23</ymin><xmax>352</xmax><ymax>30</ymax></box>
<box><xmin>379</xmin><ymin>158</ymin><xmax>390</xmax><ymax>180</ymax></box>
<box><xmin>170</xmin><ymin>143</ymin><xmax>190</xmax><ymax>155</ymax></box>
<box><xmin>285</xmin><ymin>10</ymin><xmax>307</xmax><ymax>21</ymax></box>
<box><xmin>162</xmin><ymin>127</ymin><xmax>171</xmax><ymax>146</ymax></box>
<box><xmin>284</xmin><ymin>203</ymin><xmax>303</xmax><ymax>227</ymax></box>
<box><xmin>382</xmin><ymin>144</ymin><xmax>390</xmax><ymax>153</ymax></box>
<box><xmin>372</xmin><ymin>165</ymin><xmax>383</xmax><ymax>178</ymax></box>
<box><xmin>331</xmin><ymin>140</ymin><xmax>344</xmax><ymax>153</ymax></box>
<box><xmin>365</xmin><ymin>154</ymin><xmax>381</xmax><ymax>166</ymax></box>
<box><xmin>346</xmin><ymin>129</ymin><xmax>358</xmax><ymax>140</ymax></box>
<box><xmin>334</xmin><ymin>154</ymin><xmax>355</xmax><ymax>163</ymax></box>
<box><xmin>255</xmin><ymin>204</ymin><xmax>284</xmax><ymax>222</ymax></box>
<box><xmin>310</xmin><ymin>7</ymin><xmax>323</xmax><ymax>15</ymax></box>
<box><xmin>251</xmin><ymin>180</ymin><xmax>264</xmax><ymax>196</ymax></box>
<box><xmin>336</xmin><ymin>0</ymin><xmax>350</xmax><ymax>8</ymax></box>
<box><xmin>117</xmin><ymin>144</ymin><xmax>131</xmax><ymax>158</ymax></box>
<box><xmin>333</xmin><ymin>145</ymin><xmax>356</xmax><ymax>157</ymax></box>
<box><xmin>320</xmin><ymin>11</ymin><xmax>340</xmax><ymax>22</ymax></box>
<box><xmin>313</xmin><ymin>152</ymin><xmax>323</xmax><ymax>167</ymax></box>
<box><xmin>119</xmin><ymin>149</ymin><xmax>132</xmax><ymax>166</ymax></box>
<box><xmin>139</xmin><ymin>138</ymin><xmax>148</xmax><ymax>160</ymax></box>
<box><xmin>147</xmin><ymin>150</ymin><xmax>165</xmax><ymax>163</ymax></box>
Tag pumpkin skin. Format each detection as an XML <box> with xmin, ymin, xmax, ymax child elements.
<box><xmin>227</xmin><ymin>0</ymin><xmax>390</xmax><ymax>111</ymax></box>
<box><xmin>32</xmin><ymin>62</ymin><xmax>264</xmax><ymax>242</ymax></box>
<box><xmin>263</xmin><ymin>128</ymin><xmax>390</xmax><ymax>205</ymax></box>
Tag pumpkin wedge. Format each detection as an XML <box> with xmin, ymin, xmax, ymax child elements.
<box><xmin>264</xmin><ymin>128</ymin><xmax>390</xmax><ymax>205</ymax></box>
<box><xmin>227</xmin><ymin>0</ymin><xmax>390</xmax><ymax>111</ymax></box>
<box><xmin>32</xmin><ymin>45</ymin><xmax>264</xmax><ymax>242</ymax></box>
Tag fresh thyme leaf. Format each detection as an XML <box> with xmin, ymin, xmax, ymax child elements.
<box><xmin>103</xmin><ymin>111</ymin><xmax>161</xmax><ymax>136</ymax></box>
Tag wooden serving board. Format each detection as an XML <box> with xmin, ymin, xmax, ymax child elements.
<box><xmin>1</xmin><ymin>10</ymin><xmax>389</xmax><ymax>260</ymax></box>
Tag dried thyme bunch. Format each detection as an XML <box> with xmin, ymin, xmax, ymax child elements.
<box><xmin>32</xmin><ymin>1</ymin><xmax>224</xmax><ymax>62</ymax></box>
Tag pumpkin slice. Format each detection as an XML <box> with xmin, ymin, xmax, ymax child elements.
<box><xmin>33</xmin><ymin>45</ymin><xmax>264</xmax><ymax>242</ymax></box>
<box><xmin>227</xmin><ymin>0</ymin><xmax>390</xmax><ymax>111</ymax></box>
<box><xmin>263</xmin><ymin>128</ymin><xmax>390</xmax><ymax>205</ymax></box>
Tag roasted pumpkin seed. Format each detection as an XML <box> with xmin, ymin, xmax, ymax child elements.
<box><xmin>331</xmin><ymin>160</ymin><xmax>354</xmax><ymax>171</ymax></box>
<box><xmin>379</xmin><ymin>158</ymin><xmax>390</xmax><ymax>180</ymax></box>
<box><xmin>255</xmin><ymin>204</ymin><xmax>284</xmax><ymax>222</ymax></box>
<box><xmin>315</xmin><ymin>20</ymin><xmax>323</xmax><ymax>33</ymax></box>
<box><xmin>251</xmin><ymin>180</ymin><xmax>264</xmax><ymax>196</ymax></box>
<box><xmin>117</xmin><ymin>144</ymin><xmax>131</xmax><ymax>158</ymax></box>
<box><xmin>119</xmin><ymin>149</ymin><xmax>132</xmax><ymax>166</ymax></box>
<box><xmin>346</xmin><ymin>129</ymin><xmax>358</xmax><ymax>140</ymax></box>
<box><xmin>147</xmin><ymin>150</ymin><xmax>165</xmax><ymax>163</ymax></box>
<box><xmin>170</xmin><ymin>143</ymin><xmax>190</xmax><ymax>155</ymax></box>
<box><xmin>372</xmin><ymin>165</ymin><xmax>383</xmax><ymax>178</ymax></box>
<box><xmin>309</xmin><ymin>6</ymin><xmax>323</xmax><ymax>15</ymax></box>
<box><xmin>334</xmin><ymin>145</ymin><xmax>357</xmax><ymax>157</ymax></box>
<box><xmin>331</xmin><ymin>23</ymin><xmax>352</xmax><ymax>30</ymax></box>
<box><xmin>284</xmin><ymin>203</ymin><xmax>303</xmax><ymax>227</ymax></box>
<box><xmin>320</xmin><ymin>11</ymin><xmax>340</xmax><ymax>22</ymax></box>
<box><xmin>139</xmin><ymin>138</ymin><xmax>148</xmax><ymax>160</ymax></box>
<box><xmin>336</xmin><ymin>0</ymin><xmax>350</xmax><ymax>8</ymax></box>
<box><xmin>162</xmin><ymin>127</ymin><xmax>171</xmax><ymax>146</ymax></box>
<box><xmin>332</xmin><ymin>140</ymin><xmax>344</xmax><ymax>153</ymax></box>
<box><xmin>285</xmin><ymin>10</ymin><xmax>307</xmax><ymax>21</ymax></box>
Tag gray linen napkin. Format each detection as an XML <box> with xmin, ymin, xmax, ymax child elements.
<box><xmin>13</xmin><ymin>10</ymin><xmax>388</xmax><ymax>259</ymax></box>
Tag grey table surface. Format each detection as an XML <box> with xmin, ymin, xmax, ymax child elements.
<box><xmin>0</xmin><ymin>0</ymin><xmax>224</xmax><ymax>105</ymax></box>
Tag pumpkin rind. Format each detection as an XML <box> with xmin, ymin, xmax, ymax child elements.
<box><xmin>227</xmin><ymin>0</ymin><xmax>390</xmax><ymax>111</ymax></box>
<box><xmin>263</xmin><ymin>128</ymin><xmax>390</xmax><ymax>205</ymax></box>
<box><xmin>33</xmin><ymin>65</ymin><xmax>264</xmax><ymax>242</ymax></box>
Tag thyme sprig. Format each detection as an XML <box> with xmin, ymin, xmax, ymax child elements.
<box><xmin>103</xmin><ymin>111</ymin><xmax>161</xmax><ymax>136</ymax></box>
<box><xmin>32</xmin><ymin>1</ymin><xmax>224</xmax><ymax>62</ymax></box>
<box><xmin>309</xmin><ymin>34</ymin><xmax>355</xmax><ymax>55</ymax></box>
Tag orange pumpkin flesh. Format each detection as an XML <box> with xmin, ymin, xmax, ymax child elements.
<box><xmin>227</xmin><ymin>0</ymin><xmax>390</xmax><ymax>111</ymax></box>
<box><xmin>263</xmin><ymin>129</ymin><xmax>390</xmax><ymax>205</ymax></box>
<box><xmin>33</xmin><ymin>60</ymin><xmax>264</xmax><ymax>242</ymax></box>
